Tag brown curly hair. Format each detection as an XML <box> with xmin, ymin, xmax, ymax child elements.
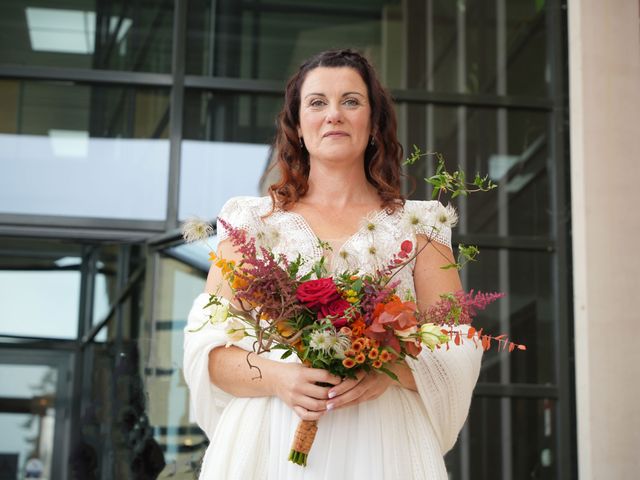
<box><xmin>268</xmin><ymin>49</ymin><xmax>405</xmax><ymax>212</ymax></box>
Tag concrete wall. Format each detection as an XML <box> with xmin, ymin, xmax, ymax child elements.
<box><xmin>568</xmin><ymin>1</ymin><xmax>640</xmax><ymax>478</ymax></box>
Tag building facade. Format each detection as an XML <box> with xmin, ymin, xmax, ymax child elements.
<box><xmin>0</xmin><ymin>0</ymin><xmax>580</xmax><ymax>479</ymax></box>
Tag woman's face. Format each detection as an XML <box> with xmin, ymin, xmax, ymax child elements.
<box><xmin>297</xmin><ymin>66</ymin><xmax>372</xmax><ymax>165</ymax></box>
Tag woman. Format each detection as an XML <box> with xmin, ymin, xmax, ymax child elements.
<box><xmin>183</xmin><ymin>49</ymin><xmax>482</xmax><ymax>479</ymax></box>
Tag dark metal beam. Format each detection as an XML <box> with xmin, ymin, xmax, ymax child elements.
<box><xmin>80</xmin><ymin>263</ymin><xmax>145</xmax><ymax>346</ymax></box>
<box><xmin>474</xmin><ymin>382</ymin><xmax>559</xmax><ymax>398</ymax></box>
<box><xmin>165</xmin><ymin>0</ymin><xmax>188</xmax><ymax>230</ymax></box>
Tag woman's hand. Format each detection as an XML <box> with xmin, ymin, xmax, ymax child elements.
<box><xmin>325</xmin><ymin>370</ymin><xmax>394</xmax><ymax>411</ymax></box>
<box><xmin>271</xmin><ymin>362</ymin><xmax>341</xmax><ymax>421</ymax></box>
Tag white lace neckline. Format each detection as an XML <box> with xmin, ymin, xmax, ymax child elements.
<box><xmin>279</xmin><ymin>207</ymin><xmax>388</xmax><ymax>256</ymax></box>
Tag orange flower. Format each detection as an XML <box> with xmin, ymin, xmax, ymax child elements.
<box><xmin>231</xmin><ymin>275</ymin><xmax>249</xmax><ymax>290</ymax></box>
<box><xmin>368</xmin><ymin>348</ymin><xmax>379</xmax><ymax>360</ymax></box>
<box><xmin>275</xmin><ymin>320</ymin><xmax>296</xmax><ymax>338</ymax></box>
<box><xmin>345</xmin><ymin>349</ymin><xmax>356</xmax><ymax>357</ymax></box>
<box><xmin>215</xmin><ymin>258</ymin><xmax>236</xmax><ymax>277</ymax></box>
<box><xmin>355</xmin><ymin>353</ymin><xmax>366</xmax><ymax>364</ymax></box>
<box><xmin>379</xmin><ymin>350</ymin><xmax>391</xmax><ymax>362</ymax></box>
<box><xmin>352</xmin><ymin>339</ymin><xmax>364</xmax><ymax>352</ymax></box>
<box><xmin>209</xmin><ymin>251</ymin><xmax>218</xmax><ymax>262</ymax></box>
<box><xmin>351</xmin><ymin>318</ymin><xmax>366</xmax><ymax>336</ymax></box>
<box><xmin>342</xmin><ymin>358</ymin><xmax>356</xmax><ymax>369</ymax></box>
<box><xmin>372</xmin><ymin>360</ymin><xmax>383</xmax><ymax>369</ymax></box>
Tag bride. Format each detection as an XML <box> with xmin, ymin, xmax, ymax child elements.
<box><xmin>183</xmin><ymin>49</ymin><xmax>482</xmax><ymax>479</ymax></box>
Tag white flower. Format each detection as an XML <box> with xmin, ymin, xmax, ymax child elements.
<box><xmin>309</xmin><ymin>330</ymin><xmax>333</xmax><ymax>354</ymax></box>
<box><xmin>360</xmin><ymin>211</ymin><xmax>381</xmax><ymax>233</ymax></box>
<box><xmin>204</xmin><ymin>297</ymin><xmax>230</xmax><ymax>324</ymax></box>
<box><xmin>419</xmin><ymin>323</ymin><xmax>449</xmax><ymax>351</ymax></box>
<box><xmin>401</xmin><ymin>209</ymin><xmax>429</xmax><ymax>232</ymax></box>
<box><xmin>394</xmin><ymin>325</ymin><xmax>418</xmax><ymax>340</ymax></box>
<box><xmin>225</xmin><ymin>319</ymin><xmax>246</xmax><ymax>346</ymax></box>
<box><xmin>327</xmin><ymin>331</ymin><xmax>352</xmax><ymax>359</ymax></box>
<box><xmin>431</xmin><ymin>203</ymin><xmax>458</xmax><ymax>229</ymax></box>
<box><xmin>308</xmin><ymin>329</ymin><xmax>351</xmax><ymax>358</ymax></box>
<box><xmin>182</xmin><ymin>217</ymin><xmax>214</xmax><ymax>243</ymax></box>
<box><xmin>255</xmin><ymin>223</ymin><xmax>281</xmax><ymax>249</ymax></box>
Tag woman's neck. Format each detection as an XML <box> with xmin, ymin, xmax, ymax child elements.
<box><xmin>303</xmin><ymin>158</ymin><xmax>379</xmax><ymax>209</ymax></box>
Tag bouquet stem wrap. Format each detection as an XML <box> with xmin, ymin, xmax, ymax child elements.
<box><xmin>288</xmin><ymin>419</ymin><xmax>318</xmax><ymax>466</ymax></box>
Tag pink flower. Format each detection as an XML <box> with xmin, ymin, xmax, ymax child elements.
<box><xmin>400</xmin><ymin>240</ymin><xmax>413</xmax><ymax>254</ymax></box>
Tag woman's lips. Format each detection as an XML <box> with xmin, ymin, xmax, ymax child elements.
<box><xmin>323</xmin><ymin>131</ymin><xmax>349</xmax><ymax>137</ymax></box>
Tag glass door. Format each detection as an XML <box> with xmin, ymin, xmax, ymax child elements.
<box><xmin>0</xmin><ymin>349</ymin><xmax>72</xmax><ymax>480</ymax></box>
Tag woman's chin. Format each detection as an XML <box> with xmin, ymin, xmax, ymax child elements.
<box><xmin>309</xmin><ymin>148</ymin><xmax>367</xmax><ymax>164</ymax></box>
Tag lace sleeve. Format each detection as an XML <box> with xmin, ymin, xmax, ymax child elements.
<box><xmin>406</xmin><ymin>200</ymin><xmax>453</xmax><ymax>250</ymax></box>
<box><xmin>216</xmin><ymin>196</ymin><xmax>263</xmax><ymax>242</ymax></box>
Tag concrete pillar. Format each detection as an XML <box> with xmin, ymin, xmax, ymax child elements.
<box><xmin>568</xmin><ymin>1</ymin><xmax>640</xmax><ymax>478</ymax></box>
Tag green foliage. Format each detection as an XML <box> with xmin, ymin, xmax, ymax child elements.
<box><xmin>404</xmin><ymin>145</ymin><xmax>497</xmax><ymax>200</ymax></box>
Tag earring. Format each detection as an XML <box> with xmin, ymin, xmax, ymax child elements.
<box><xmin>299</xmin><ymin>137</ymin><xmax>305</xmax><ymax>149</ymax></box>
<box><xmin>369</xmin><ymin>136</ymin><xmax>375</xmax><ymax>147</ymax></box>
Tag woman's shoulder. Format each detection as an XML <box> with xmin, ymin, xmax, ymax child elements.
<box><xmin>402</xmin><ymin>198</ymin><xmax>442</xmax><ymax>211</ymax></box>
<box><xmin>218</xmin><ymin>195</ymin><xmax>273</xmax><ymax>218</ymax></box>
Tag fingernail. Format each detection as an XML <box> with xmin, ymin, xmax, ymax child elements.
<box><xmin>326</xmin><ymin>403</ymin><xmax>334</xmax><ymax>411</ymax></box>
<box><xmin>328</xmin><ymin>391</ymin><xmax>336</xmax><ymax>399</ymax></box>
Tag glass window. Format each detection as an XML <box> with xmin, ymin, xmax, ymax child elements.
<box><xmin>446</xmin><ymin>396</ymin><xmax>557</xmax><ymax>479</ymax></box>
<box><xmin>399</xmin><ymin>104</ymin><xmax>550</xmax><ymax>237</ymax></box>
<box><xmin>0</xmin><ymin>80</ymin><xmax>170</xmax><ymax>220</ymax></box>
<box><xmin>143</xmin><ymin>255</ymin><xmax>209</xmax><ymax>478</ymax></box>
<box><xmin>0</xmin><ymin>239</ymin><xmax>82</xmax><ymax>339</ymax></box>
<box><xmin>185</xmin><ymin>0</ymin><xmax>548</xmax><ymax>97</ymax></box>
<box><xmin>0</xmin><ymin>0</ymin><xmax>173</xmax><ymax>73</ymax></box>
<box><xmin>0</xmin><ymin>364</ymin><xmax>58</xmax><ymax>479</ymax></box>
<box><xmin>465</xmin><ymin>248</ymin><xmax>554</xmax><ymax>385</ymax></box>
<box><xmin>180</xmin><ymin>91</ymin><xmax>278</xmax><ymax>220</ymax></box>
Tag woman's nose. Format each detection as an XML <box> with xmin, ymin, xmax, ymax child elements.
<box><xmin>325</xmin><ymin>103</ymin><xmax>343</xmax><ymax>124</ymax></box>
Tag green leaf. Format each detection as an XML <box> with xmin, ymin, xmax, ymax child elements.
<box><xmin>378</xmin><ymin>366</ymin><xmax>399</xmax><ymax>382</ymax></box>
<box><xmin>280</xmin><ymin>350</ymin><xmax>293</xmax><ymax>360</ymax></box>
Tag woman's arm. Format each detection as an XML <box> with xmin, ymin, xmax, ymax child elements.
<box><xmin>325</xmin><ymin>235</ymin><xmax>460</xmax><ymax>410</ymax></box>
<box><xmin>204</xmin><ymin>239</ymin><xmax>340</xmax><ymax>421</ymax></box>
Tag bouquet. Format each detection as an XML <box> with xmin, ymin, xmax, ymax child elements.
<box><xmin>183</xmin><ymin>149</ymin><xmax>525</xmax><ymax>466</ymax></box>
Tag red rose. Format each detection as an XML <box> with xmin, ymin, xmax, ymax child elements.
<box><xmin>319</xmin><ymin>298</ymin><xmax>351</xmax><ymax>328</ymax></box>
<box><xmin>296</xmin><ymin>278</ymin><xmax>340</xmax><ymax>309</ymax></box>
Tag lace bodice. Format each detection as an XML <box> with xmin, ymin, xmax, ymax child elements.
<box><xmin>216</xmin><ymin>196</ymin><xmax>452</xmax><ymax>301</ymax></box>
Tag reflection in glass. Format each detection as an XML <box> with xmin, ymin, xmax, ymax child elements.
<box><xmin>142</xmin><ymin>256</ymin><xmax>209</xmax><ymax>478</ymax></box>
<box><xmin>446</xmin><ymin>397</ymin><xmax>557</xmax><ymax>480</ymax></box>
<box><xmin>400</xmin><ymin>104</ymin><xmax>550</xmax><ymax>236</ymax></box>
<box><xmin>465</xmin><ymin>248</ymin><xmax>553</xmax><ymax>384</ymax></box>
<box><xmin>185</xmin><ymin>0</ymin><xmax>547</xmax><ymax>96</ymax></box>
<box><xmin>0</xmin><ymin>364</ymin><xmax>58</xmax><ymax>480</ymax></box>
<box><xmin>179</xmin><ymin>141</ymin><xmax>270</xmax><ymax>221</ymax></box>
<box><xmin>0</xmin><ymin>1</ymin><xmax>173</xmax><ymax>72</ymax></box>
<box><xmin>181</xmin><ymin>91</ymin><xmax>277</xmax><ymax>220</ymax></box>
<box><xmin>0</xmin><ymin>80</ymin><xmax>170</xmax><ymax>220</ymax></box>
<box><xmin>0</xmin><ymin>239</ymin><xmax>83</xmax><ymax>339</ymax></box>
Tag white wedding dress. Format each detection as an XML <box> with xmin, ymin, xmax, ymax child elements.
<box><xmin>183</xmin><ymin>196</ymin><xmax>482</xmax><ymax>480</ymax></box>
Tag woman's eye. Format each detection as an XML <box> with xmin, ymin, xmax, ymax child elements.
<box><xmin>344</xmin><ymin>98</ymin><xmax>360</xmax><ymax>107</ymax></box>
<box><xmin>309</xmin><ymin>99</ymin><xmax>325</xmax><ymax>107</ymax></box>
